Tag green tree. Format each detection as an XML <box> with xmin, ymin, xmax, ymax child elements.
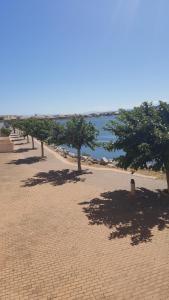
<box><xmin>0</xmin><ymin>127</ymin><xmax>11</xmax><ymax>137</ymax></box>
<box><xmin>22</xmin><ymin>121</ymin><xmax>30</xmax><ymax>143</ymax></box>
<box><xmin>105</xmin><ymin>101</ymin><xmax>169</xmax><ymax>192</ymax></box>
<box><xmin>32</xmin><ymin>119</ymin><xmax>53</xmax><ymax>157</ymax></box>
<box><xmin>10</xmin><ymin>119</ymin><xmax>24</xmax><ymax>135</ymax></box>
<box><xmin>10</xmin><ymin>119</ymin><xmax>34</xmax><ymax>146</ymax></box>
<box><xmin>10</xmin><ymin>120</ymin><xmax>18</xmax><ymax>133</ymax></box>
<box><xmin>49</xmin><ymin>122</ymin><xmax>65</xmax><ymax>145</ymax></box>
<box><xmin>64</xmin><ymin>116</ymin><xmax>98</xmax><ymax>172</ymax></box>
<box><xmin>25</xmin><ymin>119</ymin><xmax>37</xmax><ymax>149</ymax></box>
<box><xmin>11</xmin><ymin>119</ymin><xmax>29</xmax><ymax>140</ymax></box>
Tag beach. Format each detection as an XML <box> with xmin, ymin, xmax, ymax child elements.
<box><xmin>0</xmin><ymin>136</ymin><xmax>169</xmax><ymax>299</ymax></box>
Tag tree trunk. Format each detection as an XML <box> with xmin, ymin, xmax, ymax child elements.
<box><xmin>31</xmin><ymin>136</ymin><xmax>35</xmax><ymax>149</ymax></box>
<box><xmin>166</xmin><ymin>170</ymin><xmax>169</xmax><ymax>193</ymax></box>
<box><xmin>77</xmin><ymin>148</ymin><xmax>82</xmax><ymax>172</ymax></box>
<box><xmin>27</xmin><ymin>135</ymin><xmax>29</xmax><ymax>143</ymax></box>
<box><xmin>41</xmin><ymin>141</ymin><xmax>44</xmax><ymax>158</ymax></box>
<box><xmin>14</xmin><ymin>128</ymin><xmax>16</xmax><ymax>134</ymax></box>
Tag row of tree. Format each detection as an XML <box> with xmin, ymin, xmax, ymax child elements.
<box><xmin>11</xmin><ymin>101</ymin><xmax>169</xmax><ymax>191</ymax></box>
<box><xmin>11</xmin><ymin>117</ymin><xmax>98</xmax><ymax>172</ymax></box>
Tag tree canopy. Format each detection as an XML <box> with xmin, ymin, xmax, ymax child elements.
<box><xmin>0</xmin><ymin>127</ymin><xmax>11</xmax><ymax>137</ymax></box>
<box><xmin>12</xmin><ymin>118</ymin><xmax>54</xmax><ymax>157</ymax></box>
<box><xmin>64</xmin><ymin>116</ymin><xmax>98</xmax><ymax>149</ymax></box>
<box><xmin>105</xmin><ymin>101</ymin><xmax>169</xmax><ymax>191</ymax></box>
<box><xmin>48</xmin><ymin>122</ymin><xmax>65</xmax><ymax>145</ymax></box>
<box><xmin>28</xmin><ymin>119</ymin><xmax>54</xmax><ymax>157</ymax></box>
<box><xmin>63</xmin><ymin>116</ymin><xmax>98</xmax><ymax>171</ymax></box>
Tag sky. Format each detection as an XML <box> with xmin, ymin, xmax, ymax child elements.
<box><xmin>0</xmin><ymin>0</ymin><xmax>169</xmax><ymax>115</ymax></box>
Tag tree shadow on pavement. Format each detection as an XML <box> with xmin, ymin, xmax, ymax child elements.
<box><xmin>8</xmin><ymin>156</ymin><xmax>45</xmax><ymax>165</ymax></box>
<box><xmin>14</xmin><ymin>148</ymin><xmax>34</xmax><ymax>153</ymax></box>
<box><xmin>11</xmin><ymin>138</ymin><xmax>24</xmax><ymax>142</ymax></box>
<box><xmin>22</xmin><ymin>169</ymin><xmax>92</xmax><ymax>187</ymax></box>
<box><xmin>79</xmin><ymin>188</ymin><xmax>169</xmax><ymax>246</ymax></box>
<box><xmin>14</xmin><ymin>142</ymin><xmax>27</xmax><ymax>145</ymax></box>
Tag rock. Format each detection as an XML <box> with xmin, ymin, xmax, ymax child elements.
<box><xmin>58</xmin><ymin>147</ymin><xmax>66</xmax><ymax>154</ymax></box>
<box><xmin>57</xmin><ymin>146</ymin><xmax>62</xmax><ymax>152</ymax></box>
<box><xmin>100</xmin><ymin>157</ymin><xmax>109</xmax><ymax>165</ymax></box>
<box><xmin>84</xmin><ymin>157</ymin><xmax>100</xmax><ymax>164</ymax></box>
<box><xmin>107</xmin><ymin>163</ymin><xmax>116</xmax><ymax>168</ymax></box>
<box><xmin>68</xmin><ymin>152</ymin><xmax>77</xmax><ymax>158</ymax></box>
<box><xmin>92</xmin><ymin>159</ymin><xmax>99</xmax><ymax>164</ymax></box>
<box><xmin>87</xmin><ymin>161</ymin><xmax>93</xmax><ymax>165</ymax></box>
<box><xmin>111</xmin><ymin>160</ymin><xmax>118</xmax><ymax>167</ymax></box>
<box><xmin>86</xmin><ymin>156</ymin><xmax>93</xmax><ymax>162</ymax></box>
<box><xmin>81</xmin><ymin>155</ymin><xmax>89</xmax><ymax>161</ymax></box>
<box><xmin>81</xmin><ymin>156</ymin><xmax>88</xmax><ymax>162</ymax></box>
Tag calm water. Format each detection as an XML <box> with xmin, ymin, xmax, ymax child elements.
<box><xmin>58</xmin><ymin>116</ymin><xmax>122</xmax><ymax>160</ymax></box>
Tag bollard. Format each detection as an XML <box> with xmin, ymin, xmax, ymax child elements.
<box><xmin>130</xmin><ymin>179</ymin><xmax>135</xmax><ymax>195</ymax></box>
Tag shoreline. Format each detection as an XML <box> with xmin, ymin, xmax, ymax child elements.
<box><xmin>37</xmin><ymin>140</ymin><xmax>161</xmax><ymax>180</ymax></box>
<box><xmin>11</xmin><ymin>133</ymin><xmax>163</xmax><ymax>180</ymax></box>
<box><xmin>0</xmin><ymin>111</ymin><xmax>118</xmax><ymax>122</ymax></box>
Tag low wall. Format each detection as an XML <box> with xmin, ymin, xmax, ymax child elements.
<box><xmin>0</xmin><ymin>137</ymin><xmax>14</xmax><ymax>153</ymax></box>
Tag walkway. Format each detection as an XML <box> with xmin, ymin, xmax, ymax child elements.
<box><xmin>0</xmin><ymin>135</ymin><xmax>169</xmax><ymax>299</ymax></box>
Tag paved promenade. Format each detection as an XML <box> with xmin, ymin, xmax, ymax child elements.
<box><xmin>0</xmin><ymin>135</ymin><xmax>169</xmax><ymax>299</ymax></box>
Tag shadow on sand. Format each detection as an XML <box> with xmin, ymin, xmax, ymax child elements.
<box><xmin>22</xmin><ymin>169</ymin><xmax>92</xmax><ymax>187</ymax></box>
<box><xmin>8</xmin><ymin>156</ymin><xmax>45</xmax><ymax>165</ymax></box>
<box><xmin>79</xmin><ymin>188</ymin><xmax>169</xmax><ymax>246</ymax></box>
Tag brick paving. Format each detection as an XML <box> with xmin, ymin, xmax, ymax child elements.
<box><xmin>0</xmin><ymin>135</ymin><xmax>169</xmax><ymax>299</ymax></box>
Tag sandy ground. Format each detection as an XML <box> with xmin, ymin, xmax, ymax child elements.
<box><xmin>0</xmin><ymin>135</ymin><xmax>169</xmax><ymax>299</ymax></box>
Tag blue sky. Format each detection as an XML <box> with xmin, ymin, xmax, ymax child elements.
<box><xmin>0</xmin><ymin>0</ymin><xmax>169</xmax><ymax>115</ymax></box>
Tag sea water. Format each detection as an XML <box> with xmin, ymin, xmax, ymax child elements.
<box><xmin>58</xmin><ymin>115</ymin><xmax>123</xmax><ymax>160</ymax></box>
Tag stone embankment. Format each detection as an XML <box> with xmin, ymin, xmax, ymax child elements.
<box><xmin>48</xmin><ymin>144</ymin><xmax>117</xmax><ymax>168</ymax></box>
